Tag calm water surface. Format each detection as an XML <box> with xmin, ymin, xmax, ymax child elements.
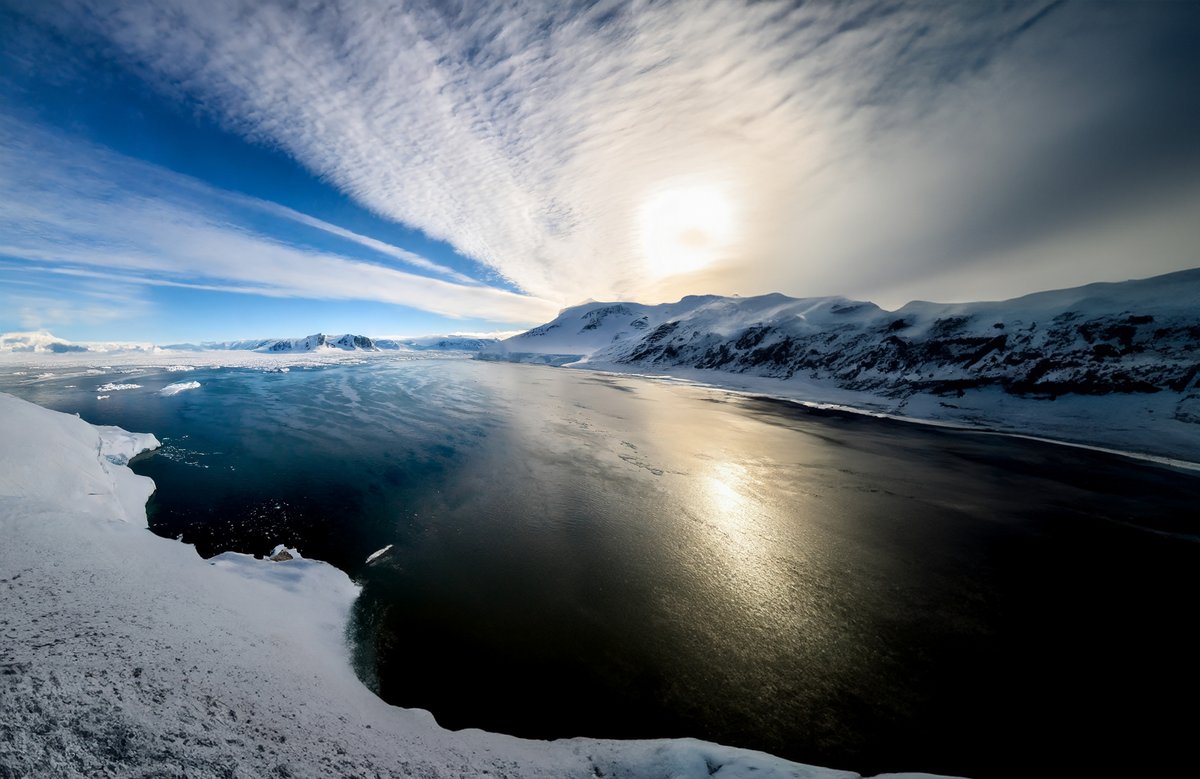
<box><xmin>4</xmin><ymin>358</ymin><xmax>1199</xmax><ymax>777</ymax></box>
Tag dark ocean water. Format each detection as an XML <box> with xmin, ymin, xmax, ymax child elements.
<box><xmin>4</xmin><ymin>357</ymin><xmax>1199</xmax><ymax>777</ymax></box>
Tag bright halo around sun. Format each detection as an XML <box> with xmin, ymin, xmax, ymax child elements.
<box><xmin>638</xmin><ymin>185</ymin><xmax>734</xmax><ymax>277</ymax></box>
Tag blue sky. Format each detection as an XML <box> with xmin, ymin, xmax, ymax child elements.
<box><xmin>2</xmin><ymin>1</ymin><xmax>1198</xmax><ymax>342</ymax></box>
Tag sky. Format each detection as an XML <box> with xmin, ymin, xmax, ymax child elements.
<box><xmin>1</xmin><ymin>0</ymin><xmax>1198</xmax><ymax>343</ymax></box>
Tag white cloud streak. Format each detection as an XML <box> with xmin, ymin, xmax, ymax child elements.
<box><xmin>53</xmin><ymin>0</ymin><xmax>860</xmax><ymax>301</ymax></box>
<box><xmin>223</xmin><ymin>193</ymin><xmax>482</xmax><ymax>285</ymax></box>
<box><xmin>15</xmin><ymin>1</ymin><xmax>1200</xmax><ymax>308</ymax></box>
<box><xmin>0</xmin><ymin>118</ymin><xmax>559</xmax><ymax>323</ymax></box>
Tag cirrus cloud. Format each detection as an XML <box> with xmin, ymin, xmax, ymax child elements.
<box><xmin>0</xmin><ymin>116</ymin><xmax>559</xmax><ymax>324</ymax></box>
<box><xmin>13</xmin><ymin>0</ymin><xmax>1200</xmax><ymax>309</ymax></box>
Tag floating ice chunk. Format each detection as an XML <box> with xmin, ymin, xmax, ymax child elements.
<box><xmin>159</xmin><ymin>380</ymin><xmax>201</xmax><ymax>396</ymax></box>
<box><xmin>96</xmin><ymin>382</ymin><xmax>141</xmax><ymax>392</ymax></box>
<box><xmin>365</xmin><ymin>544</ymin><xmax>393</xmax><ymax>564</ymax></box>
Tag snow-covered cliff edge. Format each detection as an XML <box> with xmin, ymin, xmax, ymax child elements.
<box><xmin>0</xmin><ymin>392</ymin><xmax>867</xmax><ymax>778</ymax></box>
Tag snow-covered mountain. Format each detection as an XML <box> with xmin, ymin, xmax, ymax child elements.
<box><xmin>167</xmin><ymin>333</ymin><xmax>381</xmax><ymax>352</ymax></box>
<box><xmin>481</xmin><ymin>269</ymin><xmax>1200</xmax><ymax>422</ymax></box>
<box><xmin>2</xmin><ymin>329</ymin><xmax>503</xmax><ymax>355</ymax></box>
<box><xmin>167</xmin><ymin>333</ymin><xmax>500</xmax><ymax>353</ymax></box>
<box><xmin>378</xmin><ymin>335</ymin><xmax>501</xmax><ymax>351</ymax></box>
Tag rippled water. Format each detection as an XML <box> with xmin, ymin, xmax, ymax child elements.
<box><xmin>3</xmin><ymin>357</ymin><xmax>1198</xmax><ymax>777</ymax></box>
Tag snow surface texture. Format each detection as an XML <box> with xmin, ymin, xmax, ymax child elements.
<box><xmin>1</xmin><ymin>392</ymin><xmax>926</xmax><ymax>779</ymax></box>
<box><xmin>481</xmin><ymin>269</ymin><xmax>1200</xmax><ymax>463</ymax></box>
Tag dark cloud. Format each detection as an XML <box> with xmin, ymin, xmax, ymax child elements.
<box><xmin>888</xmin><ymin>2</ymin><xmax>1200</xmax><ymax>283</ymax></box>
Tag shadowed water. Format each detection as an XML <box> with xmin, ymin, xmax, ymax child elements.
<box><xmin>3</xmin><ymin>358</ymin><xmax>1198</xmax><ymax>777</ymax></box>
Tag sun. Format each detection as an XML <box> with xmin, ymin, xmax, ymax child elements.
<box><xmin>638</xmin><ymin>185</ymin><xmax>734</xmax><ymax>277</ymax></box>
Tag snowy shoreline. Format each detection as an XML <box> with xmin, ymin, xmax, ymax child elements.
<box><xmin>1</xmin><ymin>391</ymin><xmax>934</xmax><ymax>778</ymax></box>
<box><xmin>479</xmin><ymin>270</ymin><xmax>1200</xmax><ymax>466</ymax></box>
<box><xmin>572</xmin><ymin>363</ymin><xmax>1200</xmax><ymax>472</ymax></box>
<box><xmin>7</xmin><ymin>340</ymin><xmax>1196</xmax><ymax>467</ymax></box>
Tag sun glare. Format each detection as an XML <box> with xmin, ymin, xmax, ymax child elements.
<box><xmin>638</xmin><ymin>186</ymin><xmax>734</xmax><ymax>277</ymax></box>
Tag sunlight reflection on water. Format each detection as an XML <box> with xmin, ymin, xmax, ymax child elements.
<box><xmin>4</xmin><ymin>358</ymin><xmax>1199</xmax><ymax>776</ymax></box>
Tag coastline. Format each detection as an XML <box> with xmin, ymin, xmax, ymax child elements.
<box><xmin>556</xmin><ymin>360</ymin><xmax>1200</xmax><ymax>471</ymax></box>
<box><xmin>0</xmin><ymin>390</ymin><xmax>879</xmax><ymax>779</ymax></box>
<box><xmin>3</xmin><ymin>352</ymin><xmax>1193</xmax><ymax>776</ymax></box>
<box><xmin>7</xmin><ymin>345</ymin><xmax>1198</xmax><ymax>470</ymax></box>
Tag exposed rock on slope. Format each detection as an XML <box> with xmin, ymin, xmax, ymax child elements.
<box><xmin>485</xmin><ymin>270</ymin><xmax>1200</xmax><ymax>400</ymax></box>
<box><xmin>189</xmin><ymin>333</ymin><xmax>382</xmax><ymax>352</ymax></box>
<box><xmin>481</xmin><ymin>269</ymin><xmax>1200</xmax><ymax>461</ymax></box>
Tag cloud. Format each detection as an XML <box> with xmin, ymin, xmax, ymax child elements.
<box><xmin>15</xmin><ymin>1</ymin><xmax>1200</xmax><ymax>308</ymax></box>
<box><xmin>0</xmin><ymin>270</ymin><xmax>155</xmax><ymax>330</ymax></box>
<box><xmin>0</xmin><ymin>118</ymin><xmax>559</xmax><ymax>323</ymax></box>
<box><xmin>223</xmin><ymin>193</ymin><xmax>482</xmax><ymax>285</ymax></box>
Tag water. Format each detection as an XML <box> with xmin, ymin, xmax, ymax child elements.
<box><xmin>3</xmin><ymin>358</ymin><xmax>1199</xmax><ymax>777</ymax></box>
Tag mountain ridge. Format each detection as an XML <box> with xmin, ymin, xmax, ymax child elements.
<box><xmin>477</xmin><ymin>269</ymin><xmax>1200</xmax><ymax>463</ymax></box>
<box><xmin>481</xmin><ymin>268</ymin><xmax>1200</xmax><ymax>400</ymax></box>
<box><xmin>0</xmin><ymin>331</ymin><xmax>501</xmax><ymax>354</ymax></box>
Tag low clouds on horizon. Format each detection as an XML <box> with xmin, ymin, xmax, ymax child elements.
<box><xmin>6</xmin><ymin>0</ymin><xmax>1200</xmax><ymax>318</ymax></box>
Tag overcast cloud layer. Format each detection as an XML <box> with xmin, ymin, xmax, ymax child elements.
<box><xmin>9</xmin><ymin>0</ymin><xmax>1200</xmax><ymax>315</ymax></box>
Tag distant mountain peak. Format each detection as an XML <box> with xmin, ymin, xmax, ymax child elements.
<box><xmin>163</xmin><ymin>333</ymin><xmax>503</xmax><ymax>353</ymax></box>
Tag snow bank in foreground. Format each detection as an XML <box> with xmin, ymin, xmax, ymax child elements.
<box><xmin>160</xmin><ymin>380</ymin><xmax>202</xmax><ymax>396</ymax></box>
<box><xmin>0</xmin><ymin>394</ymin><xmax>158</xmax><ymax>523</ymax></box>
<box><xmin>0</xmin><ymin>392</ymin><xmax>906</xmax><ymax>779</ymax></box>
